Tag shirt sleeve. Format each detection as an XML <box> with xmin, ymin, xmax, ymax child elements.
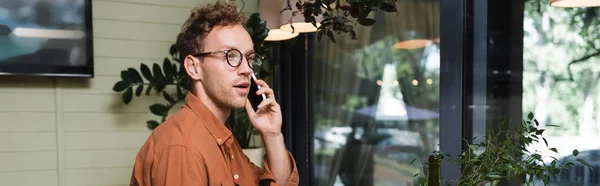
<box><xmin>255</xmin><ymin>151</ymin><xmax>299</xmax><ymax>186</ymax></box>
<box><xmin>151</xmin><ymin>145</ymin><xmax>208</xmax><ymax>186</ymax></box>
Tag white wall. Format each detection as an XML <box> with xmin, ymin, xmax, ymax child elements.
<box><xmin>0</xmin><ymin>0</ymin><xmax>257</xmax><ymax>185</ymax></box>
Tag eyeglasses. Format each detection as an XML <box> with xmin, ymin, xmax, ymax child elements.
<box><xmin>192</xmin><ymin>49</ymin><xmax>263</xmax><ymax>69</ymax></box>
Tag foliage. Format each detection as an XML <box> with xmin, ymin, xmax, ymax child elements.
<box><xmin>112</xmin><ymin>13</ymin><xmax>271</xmax><ymax>148</ymax></box>
<box><xmin>522</xmin><ymin>0</ymin><xmax>600</xmax><ymax>136</ymax></box>
<box><xmin>283</xmin><ymin>0</ymin><xmax>399</xmax><ymax>42</ymax></box>
<box><xmin>414</xmin><ymin>113</ymin><xmax>592</xmax><ymax>186</ymax></box>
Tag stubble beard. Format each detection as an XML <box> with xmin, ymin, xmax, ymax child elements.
<box><xmin>204</xmin><ymin>77</ymin><xmax>246</xmax><ymax>110</ymax></box>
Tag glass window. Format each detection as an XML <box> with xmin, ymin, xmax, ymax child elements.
<box><xmin>522</xmin><ymin>2</ymin><xmax>600</xmax><ymax>185</ymax></box>
<box><xmin>309</xmin><ymin>1</ymin><xmax>440</xmax><ymax>185</ymax></box>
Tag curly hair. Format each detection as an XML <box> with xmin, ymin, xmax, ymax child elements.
<box><xmin>176</xmin><ymin>2</ymin><xmax>247</xmax><ymax>60</ymax></box>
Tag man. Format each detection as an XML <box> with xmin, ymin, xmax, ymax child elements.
<box><xmin>130</xmin><ymin>2</ymin><xmax>299</xmax><ymax>186</ymax></box>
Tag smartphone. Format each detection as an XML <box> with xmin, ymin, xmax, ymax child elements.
<box><xmin>248</xmin><ymin>73</ymin><xmax>266</xmax><ymax>111</ymax></box>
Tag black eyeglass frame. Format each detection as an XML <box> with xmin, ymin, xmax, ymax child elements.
<box><xmin>191</xmin><ymin>49</ymin><xmax>263</xmax><ymax>69</ymax></box>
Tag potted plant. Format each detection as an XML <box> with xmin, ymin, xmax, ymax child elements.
<box><xmin>111</xmin><ymin>13</ymin><xmax>273</xmax><ymax>167</ymax></box>
<box><xmin>414</xmin><ymin>112</ymin><xmax>593</xmax><ymax>186</ymax></box>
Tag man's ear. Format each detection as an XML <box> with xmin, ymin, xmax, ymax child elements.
<box><xmin>184</xmin><ymin>55</ymin><xmax>202</xmax><ymax>81</ymax></box>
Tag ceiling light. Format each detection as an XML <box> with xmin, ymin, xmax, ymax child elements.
<box><xmin>259</xmin><ymin>0</ymin><xmax>300</xmax><ymax>41</ymax></box>
<box><xmin>394</xmin><ymin>39</ymin><xmax>432</xmax><ymax>49</ymax></box>
<box><xmin>550</xmin><ymin>0</ymin><xmax>600</xmax><ymax>7</ymax></box>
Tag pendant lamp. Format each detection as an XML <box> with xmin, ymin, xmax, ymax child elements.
<box><xmin>259</xmin><ymin>0</ymin><xmax>299</xmax><ymax>41</ymax></box>
<box><xmin>550</xmin><ymin>0</ymin><xmax>600</xmax><ymax>7</ymax></box>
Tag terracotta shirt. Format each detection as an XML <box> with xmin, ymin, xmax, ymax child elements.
<box><xmin>130</xmin><ymin>93</ymin><xmax>299</xmax><ymax>186</ymax></box>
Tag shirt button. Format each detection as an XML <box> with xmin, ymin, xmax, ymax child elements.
<box><xmin>217</xmin><ymin>138</ymin><xmax>222</xmax><ymax>143</ymax></box>
<box><xmin>234</xmin><ymin>174</ymin><xmax>239</xmax><ymax>179</ymax></box>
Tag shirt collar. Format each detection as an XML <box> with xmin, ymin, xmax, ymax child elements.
<box><xmin>184</xmin><ymin>92</ymin><xmax>232</xmax><ymax>146</ymax></box>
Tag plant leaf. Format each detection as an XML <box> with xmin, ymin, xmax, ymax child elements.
<box><xmin>536</xmin><ymin>129</ymin><xmax>545</xmax><ymax>135</ymax></box>
<box><xmin>486</xmin><ymin>174</ymin><xmax>501</xmax><ymax>178</ymax></box>
<box><xmin>326</xmin><ymin>30</ymin><xmax>335</xmax><ymax>43</ymax></box>
<box><xmin>573</xmin><ymin>149</ymin><xmax>579</xmax><ymax>156</ymax></box>
<box><xmin>543</xmin><ymin>137</ymin><xmax>548</xmax><ymax>147</ymax></box>
<box><xmin>413</xmin><ymin>173</ymin><xmax>420</xmax><ymax>177</ymax></box>
<box><xmin>121</xmin><ymin>70</ymin><xmax>131</xmax><ymax>83</ymax></box>
<box><xmin>147</xmin><ymin>120</ymin><xmax>160</xmax><ymax>130</ymax></box>
<box><xmin>140</xmin><ymin>64</ymin><xmax>153</xmax><ymax>82</ymax></box>
<box><xmin>528</xmin><ymin>112</ymin><xmax>534</xmax><ymax>120</ymax></box>
<box><xmin>358</xmin><ymin>18</ymin><xmax>376</xmax><ymax>26</ymax></box>
<box><xmin>380</xmin><ymin>3</ymin><xmax>396</xmax><ymax>12</ymax></box>
<box><xmin>135</xmin><ymin>85</ymin><xmax>144</xmax><ymax>96</ymax></box>
<box><xmin>163</xmin><ymin>91</ymin><xmax>176</xmax><ymax>104</ymax></box>
<box><xmin>153</xmin><ymin>63</ymin><xmax>166</xmax><ymax>84</ymax></box>
<box><xmin>163</xmin><ymin>58</ymin><xmax>172</xmax><ymax>79</ymax></box>
<box><xmin>145</xmin><ymin>83</ymin><xmax>153</xmax><ymax>95</ymax></box>
<box><xmin>546</xmin><ymin>124</ymin><xmax>560</xmax><ymax>127</ymax></box>
<box><xmin>169</xmin><ymin>44</ymin><xmax>177</xmax><ymax>57</ymax></box>
<box><xmin>549</xmin><ymin>147</ymin><xmax>558</xmax><ymax>154</ymax></box>
<box><xmin>123</xmin><ymin>87</ymin><xmax>133</xmax><ymax>104</ymax></box>
<box><xmin>128</xmin><ymin>68</ymin><xmax>143</xmax><ymax>83</ymax></box>
<box><xmin>112</xmin><ymin>81</ymin><xmax>129</xmax><ymax>92</ymax></box>
<box><xmin>577</xmin><ymin>158</ymin><xmax>592</xmax><ymax>169</ymax></box>
<box><xmin>150</xmin><ymin>104</ymin><xmax>168</xmax><ymax>116</ymax></box>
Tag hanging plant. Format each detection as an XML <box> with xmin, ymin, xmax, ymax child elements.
<box><xmin>282</xmin><ymin>0</ymin><xmax>398</xmax><ymax>42</ymax></box>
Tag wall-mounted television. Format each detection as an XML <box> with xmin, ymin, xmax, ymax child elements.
<box><xmin>0</xmin><ymin>0</ymin><xmax>93</xmax><ymax>78</ymax></box>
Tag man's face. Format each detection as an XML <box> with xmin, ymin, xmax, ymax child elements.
<box><xmin>198</xmin><ymin>24</ymin><xmax>254</xmax><ymax>109</ymax></box>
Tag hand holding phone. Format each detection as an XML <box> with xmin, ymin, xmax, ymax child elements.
<box><xmin>248</xmin><ymin>73</ymin><xmax>266</xmax><ymax>112</ymax></box>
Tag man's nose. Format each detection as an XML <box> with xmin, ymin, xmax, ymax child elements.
<box><xmin>237</xmin><ymin>58</ymin><xmax>252</xmax><ymax>76</ymax></box>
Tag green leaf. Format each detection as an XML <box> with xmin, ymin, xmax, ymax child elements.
<box><xmin>128</xmin><ymin>68</ymin><xmax>143</xmax><ymax>83</ymax></box>
<box><xmin>112</xmin><ymin>81</ymin><xmax>129</xmax><ymax>92</ymax></box>
<box><xmin>486</xmin><ymin>174</ymin><xmax>501</xmax><ymax>178</ymax></box>
<box><xmin>150</xmin><ymin>104</ymin><xmax>168</xmax><ymax>116</ymax></box>
<box><xmin>577</xmin><ymin>158</ymin><xmax>592</xmax><ymax>169</ymax></box>
<box><xmin>410</xmin><ymin>158</ymin><xmax>418</xmax><ymax>165</ymax></box>
<box><xmin>326</xmin><ymin>30</ymin><xmax>335</xmax><ymax>43</ymax></box>
<box><xmin>145</xmin><ymin>83</ymin><xmax>153</xmax><ymax>95</ymax></box>
<box><xmin>543</xmin><ymin>138</ymin><xmax>548</xmax><ymax>147</ymax></box>
<box><xmin>535</xmin><ymin>129</ymin><xmax>545</xmax><ymax>135</ymax></box>
<box><xmin>163</xmin><ymin>58</ymin><xmax>172</xmax><ymax>78</ymax></box>
<box><xmin>163</xmin><ymin>91</ymin><xmax>176</xmax><ymax>104</ymax></box>
<box><xmin>528</xmin><ymin>112</ymin><xmax>534</xmax><ymax>120</ymax></box>
<box><xmin>121</xmin><ymin>70</ymin><xmax>131</xmax><ymax>83</ymax></box>
<box><xmin>379</xmin><ymin>3</ymin><xmax>396</xmax><ymax>12</ymax></box>
<box><xmin>549</xmin><ymin>147</ymin><xmax>558</xmax><ymax>154</ymax></box>
<box><xmin>146</xmin><ymin>120</ymin><xmax>160</xmax><ymax>130</ymax></box>
<box><xmin>358</xmin><ymin>17</ymin><xmax>376</xmax><ymax>26</ymax></box>
<box><xmin>413</xmin><ymin>173</ymin><xmax>420</xmax><ymax>177</ymax></box>
<box><xmin>545</xmin><ymin>124</ymin><xmax>560</xmax><ymax>127</ymax></box>
<box><xmin>573</xmin><ymin>149</ymin><xmax>579</xmax><ymax>156</ymax></box>
<box><xmin>551</xmin><ymin>160</ymin><xmax>557</xmax><ymax>167</ymax></box>
<box><xmin>123</xmin><ymin>87</ymin><xmax>133</xmax><ymax>104</ymax></box>
<box><xmin>169</xmin><ymin>44</ymin><xmax>178</xmax><ymax>57</ymax></box>
<box><xmin>140</xmin><ymin>63</ymin><xmax>153</xmax><ymax>82</ymax></box>
<box><xmin>135</xmin><ymin>85</ymin><xmax>143</xmax><ymax>96</ymax></box>
<box><xmin>153</xmin><ymin>63</ymin><xmax>166</xmax><ymax>84</ymax></box>
<box><xmin>534</xmin><ymin>119</ymin><xmax>540</xmax><ymax>126</ymax></box>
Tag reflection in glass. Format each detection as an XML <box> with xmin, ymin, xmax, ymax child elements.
<box><xmin>310</xmin><ymin>1</ymin><xmax>440</xmax><ymax>185</ymax></box>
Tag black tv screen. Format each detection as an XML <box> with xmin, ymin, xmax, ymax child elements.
<box><xmin>0</xmin><ymin>0</ymin><xmax>93</xmax><ymax>78</ymax></box>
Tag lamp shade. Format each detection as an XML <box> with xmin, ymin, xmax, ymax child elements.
<box><xmin>393</xmin><ymin>39</ymin><xmax>432</xmax><ymax>49</ymax></box>
<box><xmin>259</xmin><ymin>0</ymin><xmax>299</xmax><ymax>41</ymax></box>
<box><xmin>550</xmin><ymin>0</ymin><xmax>600</xmax><ymax>7</ymax></box>
<box><xmin>279</xmin><ymin>0</ymin><xmax>322</xmax><ymax>33</ymax></box>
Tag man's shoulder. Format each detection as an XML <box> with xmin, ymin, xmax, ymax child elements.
<box><xmin>148</xmin><ymin>107</ymin><xmax>212</xmax><ymax>151</ymax></box>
